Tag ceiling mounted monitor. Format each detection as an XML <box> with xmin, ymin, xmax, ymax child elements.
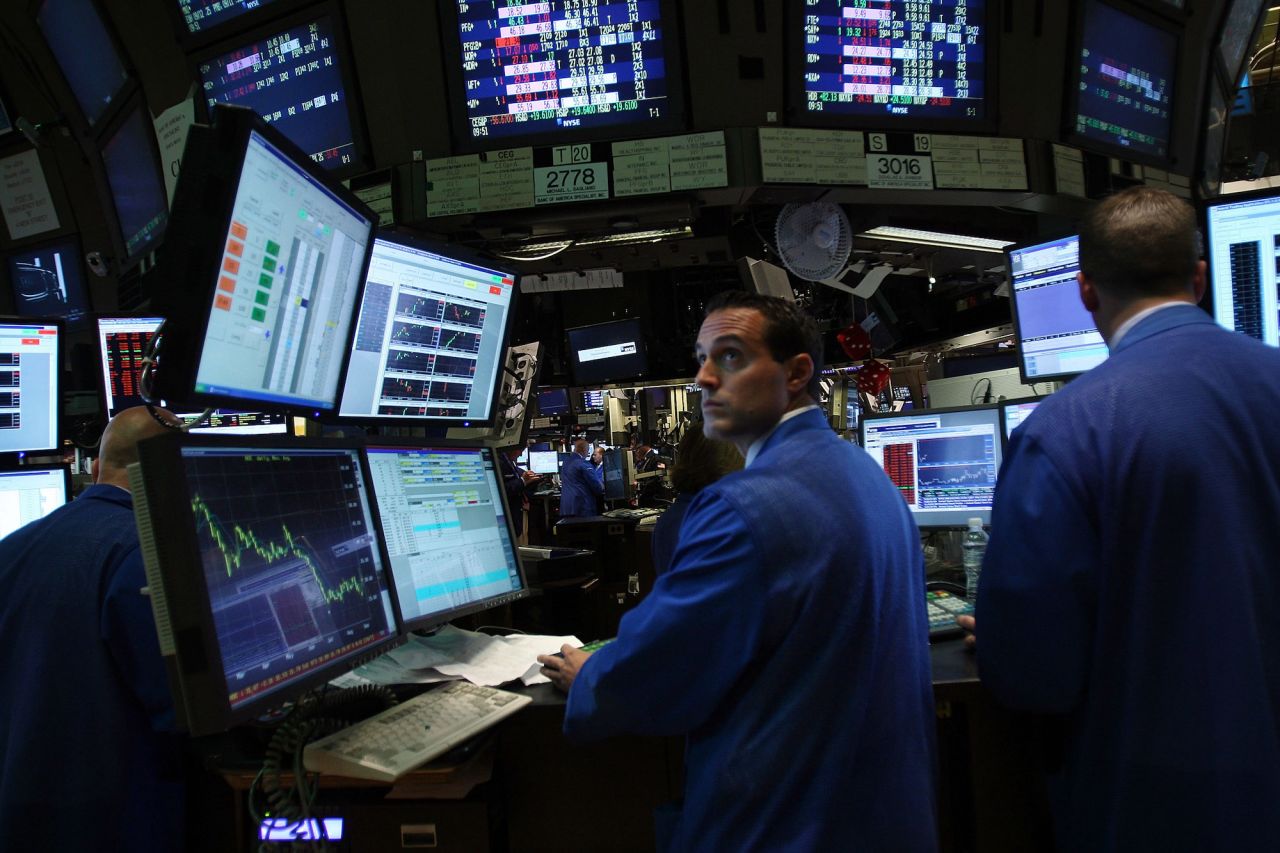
<box><xmin>35</xmin><ymin>0</ymin><xmax>131</xmax><ymax>129</ymax></box>
<box><xmin>788</xmin><ymin>0</ymin><xmax>995</xmax><ymax>132</ymax></box>
<box><xmin>96</xmin><ymin>96</ymin><xmax>170</xmax><ymax>269</ymax></box>
<box><xmin>193</xmin><ymin>4</ymin><xmax>371</xmax><ymax>176</ymax></box>
<box><xmin>438</xmin><ymin>0</ymin><xmax>688</xmax><ymax>151</ymax></box>
<box><xmin>1065</xmin><ymin>0</ymin><xmax>1178</xmax><ymax>166</ymax></box>
<box><xmin>4</xmin><ymin>235</ymin><xmax>90</xmax><ymax>330</ymax></box>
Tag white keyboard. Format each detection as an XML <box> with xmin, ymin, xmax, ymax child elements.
<box><xmin>302</xmin><ymin>681</ymin><xmax>532</xmax><ymax>781</ymax></box>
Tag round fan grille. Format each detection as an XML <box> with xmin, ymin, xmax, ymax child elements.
<box><xmin>774</xmin><ymin>202</ymin><xmax>853</xmax><ymax>281</ymax></box>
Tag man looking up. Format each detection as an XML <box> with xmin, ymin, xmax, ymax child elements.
<box><xmin>0</xmin><ymin>406</ymin><xmax>186</xmax><ymax>853</ymax></box>
<box><xmin>558</xmin><ymin>436</ymin><xmax>603</xmax><ymax>518</ymax></box>
<box><xmin>539</xmin><ymin>292</ymin><xmax>937</xmax><ymax>852</ymax></box>
<box><xmin>967</xmin><ymin>186</ymin><xmax>1280</xmax><ymax>851</ymax></box>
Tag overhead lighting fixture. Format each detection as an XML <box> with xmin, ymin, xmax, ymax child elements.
<box><xmin>858</xmin><ymin>226</ymin><xmax>1015</xmax><ymax>254</ymax></box>
<box><xmin>501</xmin><ymin>225</ymin><xmax>693</xmax><ymax>256</ymax></box>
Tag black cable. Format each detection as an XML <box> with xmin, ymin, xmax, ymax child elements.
<box><xmin>970</xmin><ymin>377</ymin><xmax>994</xmax><ymax>405</ymax></box>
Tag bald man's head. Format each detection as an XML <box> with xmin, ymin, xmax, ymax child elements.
<box><xmin>94</xmin><ymin>406</ymin><xmax>181</xmax><ymax>489</ymax></box>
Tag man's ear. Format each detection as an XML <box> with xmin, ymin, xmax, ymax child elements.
<box><xmin>1078</xmin><ymin>271</ymin><xmax>1101</xmax><ymax>313</ymax></box>
<box><xmin>1191</xmin><ymin>259</ymin><xmax>1208</xmax><ymax>303</ymax></box>
<box><xmin>90</xmin><ymin>456</ymin><xmax>100</xmax><ymax>484</ymax></box>
<box><xmin>787</xmin><ymin>353</ymin><xmax>815</xmax><ymax>396</ymax></box>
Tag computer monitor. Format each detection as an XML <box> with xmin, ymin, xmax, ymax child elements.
<box><xmin>0</xmin><ymin>318</ymin><xmax>62</xmax><ymax>455</ymax></box>
<box><xmin>336</xmin><ymin>233</ymin><xmax>517</xmax><ymax>425</ymax></box>
<box><xmin>193</xmin><ymin>5</ymin><xmax>370</xmax><ymax>175</ymax></box>
<box><xmin>576</xmin><ymin>389</ymin><xmax>605</xmax><ymax>414</ymax></box>
<box><xmin>173</xmin><ymin>0</ymin><xmax>296</xmax><ymax>40</ymax></box>
<box><xmin>1001</xmin><ymin>399</ymin><xmax>1042</xmax><ymax>440</ymax></box>
<box><xmin>1066</xmin><ymin>0</ymin><xmax>1178</xmax><ymax>165</ymax></box>
<box><xmin>602</xmin><ymin>447</ymin><xmax>634</xmax><ymax>502</ymax></box>
<box><xmin>566</xmin><ymin>318</ymin><xmax>648</xmax><ymax>386</ymax></box>
<box><xmin>535</xmin><ymin>388</ymin><xmax>570</xmax><ymax>417</ymax></box>
<box><xmin>35</xmin><ymin>0</ymin><xmax>131</xmax><ymax>128</ymax></box>
<box><xmin>96</xmin><ymin>316</ymin><xmax>288</xmax><ymax>434</ymax></box>
<box><xmin>97</xmin><ymin>98</ymin><xmax>170</xmax><ymax>267</ymax></box>
<box><xmin>150</xmin><ymin>105</ymin><xmax>377</xmax><ymax>414</ymax></box>
<box><xmin>364</xmin><ymin>441</ymin><xmax>529</xmax><ymax>633</ymax></box>
<box><xmin>788</xmin><ymin>0</ymin><xmax>995</xmax><ymax>131</ymax></box>
<box><xmin>859</xmin><ymin>404</ymin><xmax>1003</xmax><ymax>528</ymax></box>
<box><xmin>1205</xmin><ymin>187</ymin><xmax>1280</xmax><ymax>346</ymax></box>
<box><xmin>1007</xmin><ymin>235</ymin><xmax>1108</xmax><ymax>382</ymax></box>
<box><xmin>437</xmin><ymin>0</ymin><xmax>687</xmax><ymax>151</ymax></box>
<box><xmin>4</xmin><ymin>236</ymin><xmax>90</xmax><ymax>329</ymax></box>
<box><xmin>528</xmin><ymin>450</ymin><xmax>559</xmax><ymax>475</ymax></box>
<box><xmin>128</xmin><ymin>435</ymin><xmax>402</xmax><ymax>736</ymax></box>
<box><xmin>0</xmin><ymin>464</ymin><xmax>70</xmax><ymax>539</ymax></box>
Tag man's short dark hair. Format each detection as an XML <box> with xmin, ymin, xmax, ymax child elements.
<box><xmin>1078</xmin><ymin>186</ymin><xmax>1200</xmax><ymax>299</ymax></box>
<box><xmin>704</xmin><ymin>291</ymin><xmax>824</xmax><ymax>398</ymax></box>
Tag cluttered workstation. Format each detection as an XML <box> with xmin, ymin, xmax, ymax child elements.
<box><xmin>1</xmin><ymin>0</ymin><xmax>1279</xmax><ymax>851</ymax></box>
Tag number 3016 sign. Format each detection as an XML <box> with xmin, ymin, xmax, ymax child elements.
<box><xmin>866</xmin><ymin>154</ymin><xmax>934</xmax><ymax>190</ymax></box>
<box><xmin>534</xmin><ymin>162</ymin><xmax>610</xmax><ymax>205</ymax></box>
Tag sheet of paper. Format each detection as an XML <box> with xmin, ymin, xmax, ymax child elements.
<box><xmin>153</xmin><ymin>92</ymin><xmax>195</xmax><ymax>204</ymax></box>
<box><xmin>0</xmin><ymin>149</ymin><xmax>59</xmax><ymax>240</ymax></box>
<box><xmin>853</xmin><ymin>265</ymin><xmax>893</xmax><ymax>298</ymax></box>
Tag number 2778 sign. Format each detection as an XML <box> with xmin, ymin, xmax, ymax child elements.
<box><xmin>866</xmin><ymin>154</ymin><xmax>934</xmax><ymax>190</ymax></box>
<box><xmin>534</xmin><ymin>162</ymin><xmax>609</xmax><ymax>205</ymax></box>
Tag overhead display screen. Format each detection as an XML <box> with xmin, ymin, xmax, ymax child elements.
<box><xmin>177</xmin><ymin>0</ymin><xmax>287</xmax><ymax>35</ymax></box>
<box><xmin>1069</xmin><ymin>0</ymin><xmax>1177</xmax><ymax>162</ymax></box>
<box><xmin>197</xmin><ymin>15</ymin><xmax>364</xmax><ymax>172</ymax></box>
<box><xmin>795</xmin><ymin>0</ymin><xmax>989</xmax><ymax>127</ymax></box>
<box><xmin>442</xmin><ymin>0</ymin><xmax>686</xmax><ymax>148</ymax></box>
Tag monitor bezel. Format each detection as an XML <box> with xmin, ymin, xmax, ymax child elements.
<box><xmin>0</xmin><ymin>314</ymin><xmax>64</xmax><ymax>456</ymax></box>
<box><xmin>150</xmin><ymin>104</ymin><xmax>378</xmax><ymax>415</ymax></box>
<box><xmin>90</xmin><ymin>91</ymin><xmax>171</xmax><ymax>272</ymax></box>
<box><xmin>362</xmin><ymin>437</ymin><xmax>532</xmax><ymax>634</ymax></box>
<box><xmin>435</xmin><ymin>0</ymin><xmax>691</xmax><ymax>154</ymax></box>
<box><xmin>94</xmin><ymin>314</ymin><xmax>164</xmax><ymax>421</ymax></box>
<box><xmin>534</xmin><ymin>385</ymin><xmax>571</xmax><ymax>417</ymax></box>
<box><xmin>998</xmin><ymin>396</ymin><xmax>1045</xmax><ymax>442</ymax></box>
<box><xmin>30</xmin><ymin>0</ymin><xmax>136</xmax><ymax>132</ymax></box>
<box><xmin>188</xmin><ymin>1</ymin><xmax>374</xmax><ymax>179</ymax></box>
<box><xmin>0</xmin><ymin>461</ymin><xmax>72</xmax><ymax>505</ymax></box>
<box><xmin>1062</xmin><ymin>0</ymin><xmax>1182</xmax><ymax>169</ymax></box>
<box><xmin>330</xmin><ymin>229</ymin><xmax>519</xmax><ymax>429</ymax></box>
<box><xmin>164</xmin><ymin>0</ymin><xmax>319</xmax><ymax>50</ymax></box>
<box><xmin>1202</xmin><ymin>181</ymin><xmax>1280</xmax><ymax>344</ymax></box>
<box><xmin>1003</xmin><ymin>232</ymin><xmax>1107</xmax><ymax>385</ymax></box>
<box><xmin>571</xmin><ymin>386</ymin><xmax>606</xmax><ymax>415</ymax></box>
<box><xmin>1212</xmin><ymin>0</ymin><xmax>1266</xmax><ymax>87</ymax></box>
<box><xmin>132</xmin><ymin>432</ymin><xmax>404</xmax><ymax>736</ymax></box>
<box><xmin>4</xmin><ymin>232</ymin><xmax>91</xmax><ymax>330</ymax></box>
<box><xmin>565</xmin><ymin>316</ymin><xmax>650</xmax><ymax>386</ymax></box>
<box><xmin>783</xmin><ymin>0</ymin><xmax>1001</xmax><ymax>135</ymax></box>
<box><xmin>858</xmin><ymin>401</ymin><xmax>1005</xmax><ymax>530</ymax></box>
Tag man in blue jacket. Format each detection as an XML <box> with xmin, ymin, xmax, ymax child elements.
<box><xmin>0</xmin><ymin>406</ymin><xmax>184</xmax><ymax>853</ymax></box>
<box><xmin>969</xmin><ymin>186</ymin><xmax>1280</xmax><ymax>852</ymax></box>
<box><xmin>539</xmin><ymin>292</ymin><xmax>937</xmax><ymax>852</ymax></box>
<box><xmin>557</xmin><ymin>437</ymin><xmax>603</xmax><ymax>517</ymax></box>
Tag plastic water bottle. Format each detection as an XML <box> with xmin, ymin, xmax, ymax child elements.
<box><xmin>962</xmin><ymin>518</ymin><xmax>989</xmax><ymax>602</ymax></box>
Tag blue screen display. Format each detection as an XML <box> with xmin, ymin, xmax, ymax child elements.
<box><xmin>36</xmin><ymin>0</ymin><xmax>130</xmax><ymax>127</ymax></box>
<box><xmin>447</xmin><ymin>0</ymin><xmax>682</xmax><ymax>145</ymax></box>
<box><xmin>178</xmin><ymin>0</ymin><xmax>286</xmax><ymax>35</ymax></box>
<box><xmin>198</xmin><ymin>16</ymin><xmax>360</xmax><ymax>171</ymax></box>
<box><xmin>798</xmin><ymin>0</ymin><xmax>988</xmax><ymax>123</ymax></box>
<box><xmin>101</xmin><ymin>105</ymin><xmax>170</xmax><ymax>262</ymax></box>
<box><xmin>1072</xmin><ymin>0</ymin><xmax>1176</xmax><ymax>160</ymax></box>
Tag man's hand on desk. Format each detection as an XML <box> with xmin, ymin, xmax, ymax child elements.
<box><xmin>537</xmin><ymin>644</ymin><xmax>591</xmax><ymax>693</ymax></box>
<box><xmin>956</xmin><ymin>614</ymin><xmax>977</xmax><ymax>650</ymax></box>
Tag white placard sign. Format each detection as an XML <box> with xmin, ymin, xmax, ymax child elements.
<box><xmin>0</xmin><ymin>149</ymin><xmax>60</xmax><ymax>240</ymax></box>
<box><xmin>534</xmin><ymin>162</ymin><xmax>609</xmax><ymax>205</ymax></box>
<box><xmin>153</xmin><ymin>95</ymin><xmax>196</xmax><ymax>204</ymax></box>
<box><xmin>866</xmin><ymin>153</ymin><xmax>934</xmax><ymax>190</ymax></box>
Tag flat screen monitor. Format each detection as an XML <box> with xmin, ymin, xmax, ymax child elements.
<box><xmin>566</xmin><ymin>318</ymin><xmax>648</xmax><ymax>386</ymax></box>
<box><xmin>602</xmin><ymin>446</ymin><xmax>633</xmax><ymax>501</ymax></box>
<box><xmin>336</xmin><ymin>233</ymin><xmax>517</xmax><ymax>425</ymax></box>
<box><xmin>1007</xmin><ymin>235</ymin><xmax>1108</xmax><ymax>382</ymax></box>
<box><xmin>35</xmin><ymin>0</ymin><xmax>130</xmax><ymax>128</ymax></box>
<box><xmin>528</xmin><ymin>449</ymin><xmax>559</xmax><ymax>475</ymax></box>
<box><xmin>0</xmin><ymin>464</ymin><xmax>70</xmax><ymax>539</ymax></box>
<box><xmin>438</xmin><ymin>0</ymin><xmax>687</xmax><ymax>151</ymax></box>
<box><xmin>1205</xmin><ymin>188</ymin><xmax>1280</xmax><ymax>346</ymax></box>
<box><xmin>129</xmin><ymin>435</ymin><xmax>401</xmax><ymax>735</ymax></box>
<box><xmin>152</xmin><ymin>105</ymin><xmax>376</xmax><ymax>413</ymax></box>
<box><xmin>96</xmin><ymin>316</ymin><xmax>288</xmax><ymax>434</ymax></box>
<box><xmin>789</xmin><ymin>0</ymin><xmax>994</xmax><ymax>131</ymax></box>
<box><xmin>577</xmin><ymin>389</ymin><xmax>605</xmax><ymax>413</ymax></box>
<box><xmin>1215</xmin><ymin>0</ymin><xmax>1265</xmax><ymax>83</ymax></box>
<box><xmin>175</xmin><ymin>0</ymin><xmax>292</xmax><ymax>38</ymax></box>
<box><xmin>1001</xmin><ymin>398</ymin><xmax>1041</xmax><ymax>440</ymax></box>
<box><xmin>364</xmin><ymin>442</ymin><xmax>529</xmax><ymax>633</ymax></box>
<box><xmin>859</xmin><ymin>404</ymin><xmax>1003</xmax><ymax>528</ymax></box>
<box><xmin>1067</xmin><ymin>0</ymin><xmax>1178</xmax><ymax>164</ymax></box>
<box><xmin>0</xmin><ymin>319</ymin><xmax>61</xmax><ymax>455</ymax></box>
<box><xmin>4</xmin><ymin>236</ymin><xmax>90</xmax><ymax>329</ymax></box>
<box><xmin>536</xmin><ymin>387</ymin><xmax>570</xmax><ymax>416</ymax></box>
<box><xmin>195</xmin><ymin>8</ymin><xmax>369</xmax><ymax>175</ymax></box>
<box><xmin>99</xmin><ymin>100</ymin><xmax>170</xmax><ymax>266</ymax></box>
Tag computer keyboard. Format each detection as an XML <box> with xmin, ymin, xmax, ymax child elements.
<box><xmin>302</xmin><ymin>681</ymin><xmax>532</xmax><ymax>781</ymax></box>
<box><xmin>926</xmin><ymin>590</ymin><xmax>973</xmax><ymax>641</ymax></box>
<box><xmin>602</xmin><ymin>507</ymin><xmax>663</xmax><ymax>520</ymax></box>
